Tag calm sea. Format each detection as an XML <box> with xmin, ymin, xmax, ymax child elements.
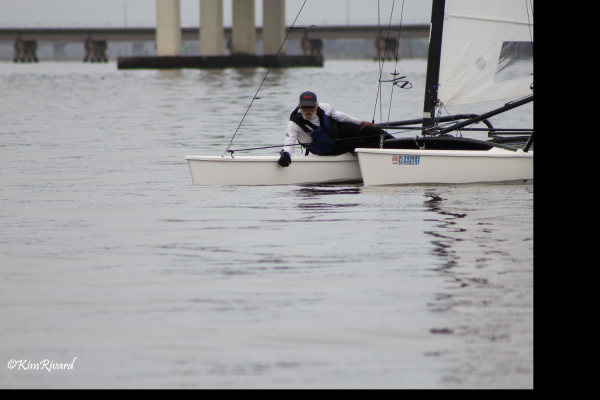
<box><xmin>0</xmin><ymin>59</ymin><xmax>533</xmax><ymax>389</ymax></box>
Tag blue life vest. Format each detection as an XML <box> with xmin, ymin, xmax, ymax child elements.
<box><xmin>289</xmin><ymin>107</ymin><xmax>338</xmax><ymax>155</ymax></box>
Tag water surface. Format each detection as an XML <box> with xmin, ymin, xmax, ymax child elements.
<box><xmin>0</xmin><ymin>60</ymin><xmax>533</xmax><ymax>388</ymax></box>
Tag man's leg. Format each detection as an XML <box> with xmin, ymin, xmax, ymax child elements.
<box><xmin>328</xmin><ymin>123</ymin><xmax>392</xmax><ymax>155</ymax></box>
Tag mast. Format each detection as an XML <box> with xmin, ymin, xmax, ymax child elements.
<box><xmin>422</xmin><ymin>0</ymin><xmax>446</xmax><ymax>129</ymax></box>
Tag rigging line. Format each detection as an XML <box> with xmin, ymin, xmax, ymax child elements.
<box><xmin>440</xmin><ymin>103</ymin><xmax>463</xmax><ymax>137</ymax></box>
<box><xmin>231</xmin><ymin>124</ymin><xmax>490</xmax><ymax>153</ymax></box>
<box><xmin>372</xmin><ymin>0</ymin><xmax>397</xmax><ymax>124</ymax></box>
<box><xmin>528</xmin><ymin>0</ymin><xmax>534</xmax><ymax>61</ymax></box>
<box><xmin>529</xmin><ymin>0</ymin><xmax>534</xmax><ymax>16</ymax></box>
<box><xmin>386</xmin><ymin>0</ymin><xmax>405</xmax><ymax>125</ymax></box>
<box><xmin>227</xmin><ymin>142</ymin><xmax>310</xmax><ymax>153</ymax></box>
<box><xmin>392</xmin><ymin>0</ymin><xmax>404</xmax><ymax>70</ymax></box>
<box><xmin>372</xmin><ymin>0</ymin><xmax>382</xmax><ymax>124</ymax></box>
<box><xmin>386</xmin><ymin>80</ymin><xmax>395</xmax><ymax>127</ymax></box>
<box><xmin>230</xmin><ymin>126</ymin><xmax>471</xmax><ymax>153</ymax></box>
<box><xmin>223</xmin><ymin>0</ymin><xmax>309</xmax><ymax>156</ymax></box>
<box><xmin>381</xmin><ymin>0</ymin><xmax>396</xmax><ymax>124</ymax></box>
<box><xmin>525</xmin><ymin>0</ymin><xmax>533</xmax><ymax>44</ymax></box>
<box><xmin>229</xmin><ymin>133</ymin><xmax>390</xmax><ymax>153</ymax></box>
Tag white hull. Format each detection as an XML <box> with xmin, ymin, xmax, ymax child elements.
<box><xmin>355</xmin><ymin>147</ymin><xmax>533</xmax><ymax>186</ymax></box>
<box><xmin>185</xmin><ymin>153</ymin><xmax>361</xmax><ymax>185</ymax></box>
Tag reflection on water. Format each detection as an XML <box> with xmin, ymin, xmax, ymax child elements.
<box><xmin>197</xmin><ymin>67</ymin><xmax>289</xmax><ymax>93</ymax></box>
<box><xmin>297</xmin><ymin>202</ymin><xmax>361</xmax><ymax>211</ymax></box>
<box><xmin>232</xmin><ymin>68</ymin><xmax>260</xmax><ymax>88</ymax></box>
<box><xmin>423</xmin><ymin>192</ymin><xmax>467</xmax><ymax>270</ymax></box>
<box><xmin>158</xmin><ymin>69</ymin><xmax>185</xmax><ymax>79</ymax></box>
<box><xmin>294</xmin><ymin>186</ymin><xmax>362</xmax><ymax>212</ymax></box>
<box><xmin>420</xmin><ymin>185</ymin><xmax>533</xmax><ymax>388</ymax></box>
<box><xmin>295</xmin><ymin>186</ymin><xmax>362</xmax><ymax>198</ymax></box>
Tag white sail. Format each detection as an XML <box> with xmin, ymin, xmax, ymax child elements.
<box><xmin>438</xmin><ymin>0</ymin><xmax>533</xmax><ymax>106</ymax></box>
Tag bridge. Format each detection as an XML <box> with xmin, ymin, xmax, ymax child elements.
<box><xmin>2</xmin><ymin>0</ymin><xmax>429</xmax><ymax>67</ymax></box>
<box><xmin>2</xmin><ymin>24</ymin><xmax>428</xmax><ymax>65</ymax></box>
<box><xmin>0</xmin><ymin>24</ymin><xmax>429</xmax><ymax>42</ymax></box>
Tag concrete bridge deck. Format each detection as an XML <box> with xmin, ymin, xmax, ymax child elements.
<box><xmin>0</xmin><ymin>24</ymin><xmax>429</xmax><ymax>42</ymax></box>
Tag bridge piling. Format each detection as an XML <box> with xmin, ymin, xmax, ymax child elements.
<box><xmin>13</xmin><ymin>39</ymin><xmax>38</xmax><ymax>62</ymax></box>
<box><xmin>200</xmin><ymin>0</ymin><xmax>224</xmax><ymax>56</ymax></box>
<box><xmin>262</xmin><ymin>0</ymin><xmax>285</xmax><ymax>55</ymax></box>
<box><xmin>301</xmin><ymin>34</ymin><xmax>323</xmax><ymax>57</ymax></box>
<box><xmin>374</xmin><ymin>38</ymin><xmax>399</xmax><ymax>61</ymax></box>
<box><xmin>84</xmin><ymin>39</ymin><xmax>108</xmax><ymax>62</ymax></box>
<box><xmin>231</xmin><ymin>0</ymin><xmax>255</xmax><ymax>55</ymax></box>
<box><xmin>156</xmin><ymin>0</ymin><xmax>181</xmax><ymax>56</ymax></box>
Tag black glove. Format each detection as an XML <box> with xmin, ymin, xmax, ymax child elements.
<box><xmin>278</xmin><ymin>151</ymin><xmax>291</xmax><ymax>167</ymax></box>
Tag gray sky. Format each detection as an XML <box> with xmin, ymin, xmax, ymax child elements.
<box><xmin>0</xmin><ymin>0</ymin><xmax>433</xmax><ymax>27</ymax></box>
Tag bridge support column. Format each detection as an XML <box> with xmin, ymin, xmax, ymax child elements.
<box><xmin>84</xmin><ymin>39</ymin><xmax>108</xmax><ymax>62</ymax></box>
<box><xmin>200</xmin><ymin>0</ymin><xmax>224</xmax><ymax>55</ymax></box>
<box><xmin>301</xmin><ymin>35</ymin><xmax>323</xmax><ymax>56</ymax></box>
<box><xmin>14</xmin><ymin>39</ymin><xmax>39</xmax><ymax>62</ymax></box>
<box><xmin>156</xmin><ymin>0</ymin><xmax>181</xmax><ymax>56</ymax></box>
<box><xmin>374</xmin><ymin>38</ymin><xmax>399</xmax><ymax>61</ymax></box>
<box><xmin>262</xmin><ymin>0</ymin><xmax>285</xmax><ymax>55</ymax></box>
<box><xmin>231</xmin><ymin>0</ymin><xmax>255</xmax><ymax>55</ymax></box>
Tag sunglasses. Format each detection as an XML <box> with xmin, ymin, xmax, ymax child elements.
<box><xmin>300</xmin><ymin>105</ymin><xmax>316</xmax><ymax>109</ymax></box>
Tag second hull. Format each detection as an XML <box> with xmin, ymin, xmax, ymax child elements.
<box><xmin>356</xmin><ymin>148</ymin><xmax>533</xmax><ymax>186</ymax></box>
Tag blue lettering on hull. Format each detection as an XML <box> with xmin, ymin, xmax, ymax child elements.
<box><xmin>392</xmin><ymin>155</ymin><xmax>420</xmax><ymax>165</ymax></box>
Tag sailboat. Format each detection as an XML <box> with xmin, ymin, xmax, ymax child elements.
<box><xmin>185</xmin><ymin>0</ymin><xmax>533</xmax><ymax>186</ymax></box>
<box><xmin>355</xmin><ymin>0</ymin><xmax>534</xmax><ymax>185</ymax></box>
<box><xmin>185</xmin><ymin>152</ymin><xmax>361</xmax><ymax>186</ymax></box>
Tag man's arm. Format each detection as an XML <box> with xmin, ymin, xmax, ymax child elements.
<box><xmin>321</xmin><ymin>103</ymin><xmax>374</xmax><ymax>126</ymax></box>
<box><xmin>282</xmin><ymin>121</ymin><xmax>299</xmax><ymax>155</ymax></box>
<box><xmin>279</xmin><ymin>121</ymin><xmax>303</xmax><ymax>167</ymax></box>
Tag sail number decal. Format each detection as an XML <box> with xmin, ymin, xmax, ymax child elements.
<box><xmin>392</xmin><ymin>155</ymin><xmax>420</xmax><ymax>165</ymax></box>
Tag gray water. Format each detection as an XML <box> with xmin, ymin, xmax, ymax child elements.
<box><xmin>0</xmin><ymin>60</ymin><xmax>533</xmax><ymax>389</ymax></box>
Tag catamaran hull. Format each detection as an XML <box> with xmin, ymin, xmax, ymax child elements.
<box><xmin>185</xmin><ymin>153</ymin><xmax>361</xmax><ymax>185</ymax></box>
<box><xmin>356</xmin><ymin>148</ymin><xmax>533</xmax><ymax>186</ymax></box>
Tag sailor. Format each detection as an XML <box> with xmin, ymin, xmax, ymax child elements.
<box><xmin>278</xmin><ymin>91</ymin><xmax>391</xmax><ymax>167</ymax></box>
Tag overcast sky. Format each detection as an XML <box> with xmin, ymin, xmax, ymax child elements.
<box><xmin>0</xmin><ymin>0</ymin><xmax>433</xmax><ymax>27</ymax></box>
